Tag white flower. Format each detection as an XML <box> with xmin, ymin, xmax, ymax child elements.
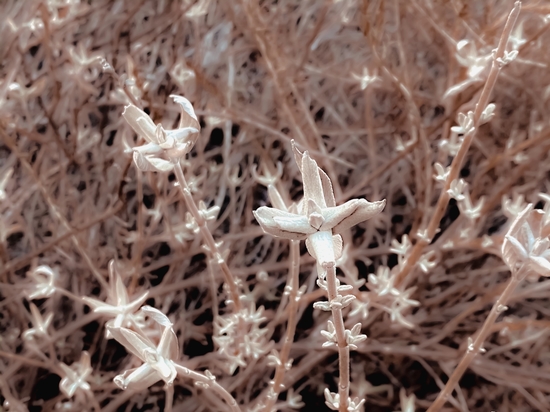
<box><xmin>59</xmin><ymin>352</ymin><xmax>92</xmax><ymax>398</ymax></box>
<box><xmin>324</xmin><ymin>389</ymin><xmax>365</xmax><ymax>412</ymax></box>
<box><xmin>27</xmin><ymin>265</ymin><xmax>57</xmax><ymax>300</ymax></box>
<box><xmin>459</xmin><ymin>192</ymin><xmax>484</xmax><ymax>220</ymax></box>
<box><xmin>451</xmin><ymin>111</ymin><xmax>474</xmax><ymax>135</ymax></box>
<box><xmin>251</xmin><ymin>161</ymin><xmax>283</xmax><ymax>186</ymax></box>
<box><xmin>368</xmin><ymin>266</ymin><xmax>395</xmax><ymax>297</ymax></box>
<box><xmin>495</xmin><ymin>49</ymin><xmax>518</xmax><ymax>67</ymax></box>
<box><xmin>109</xmin><ymin>307</ymin><xmax>179</xmax><ymax>390</ymax></box>
<box><xmin>502</xmin><ymin>204</ymin><xmax>550</xmax><ymax>279</ymax></box>
<box><xmin>417</xmin><ymin>250</ymin><xmax>438</xmax><ymax>274</ymax></box>
<box><xmin>447</xmin><ymin>179</ymin><xmax>466</xmax><ymax>201</ymax></box>
<box><xmin>123</xmin><ymin>95</ymin><xmax>200</xmax><ymax>172</ymax></box>
<box><xmin>320</xmin><ymin>320</ymin><xmax>337</xmax><ymax>349</ymax></box>
<box><xmin>213</xmin><ymin>304</ymin><xmax>269</xmax><ymax>374</ymax></box>
<box><xmin>395</xmin><ymin>388</ymin><xmax>416</xmax><ymax>412</ymax></box>
<box><xmin>253</xmin><ymin>141</ymin><xmax>385</xmax><ymax>265</ymax></box>
<box><xmin>22</xmin><ymin>303</ymin><xmax>53</xmax><ymax>341</ymax></box>
<box><xmin>352</xmin><ymin>67</ymin><xmax>379</xmax><ymax>90</ymax></box>
<box><xmin>443</xmin><ymin>40</ymin><xmax>491</xmax><ymax>99</ymax></box>
<box><xmin>388</xmin><ymin>287</ymin><xmax>420</xmax><ymax>329</ymax></box>
<box><xmin>390</xmin><ymin>235</ymin><xmax>411</xmax><ymax>256</ymax></box>
<box><xmin>480</xmin><ymin>103</ymin><xmax>496</xmax><ymax>124</ymax></box>
<box><xmin>433</xmin><ymin>163</ymin><xmax>449</xmax><ymax>184</ymax></box>
<box><xmin>82</xmin><ymin>260</ymin><xmax>148</xmax><ymax>339</ymax></box>
<box><xmin>344</xmin><ymin>323</ymin><xmax>367</xmax><ymax>350</ymax></box>
<box><xmin>502</xmin><ymin>193</ymin><xmax>527</xmax><ymax>218</ymax></box>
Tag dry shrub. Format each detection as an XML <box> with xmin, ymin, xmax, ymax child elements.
<box><xmin>1</xmin><ymin>1</ymin><xmax>550</xmax><ymax>411</ymax></box>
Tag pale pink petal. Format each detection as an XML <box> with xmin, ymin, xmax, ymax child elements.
<box><xmin>108</xmin><ymin>326</ymin><xmax>155</xmax><ymax>362</ymax></box>
<box><xmin>170</xmin><ymin>95</ymin><xmax>200</xmax><ymax>130</ymax></box>
<box><xmin>158</xmin><ymin>327</ymin><xmax>179</xmax><ymax>361</ymax></box>
<box><xmin>122</xmin><ymin>104</ymin><xmax>158</xmax><ymax>143</ymax></box>
<box><xmin>254</xmin><ymin>207</ymin><xmax>315</xmax><ymax>240</ymax></box>
<box><xmin>323</xmin><ymin>199</ymin><xmax>386</xmax><ymax>234</ymax></box>
<box><xmin>114</xmin><ymin>364</ymin><xmax>159</xmax><ymax>390</ymax></box>
<box><xmin>301</xmin><ymin>151</ymin><xmax>326</xmax><ymax>209</ymax></box>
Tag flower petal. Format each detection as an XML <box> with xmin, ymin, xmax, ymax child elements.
<box><xmin>133</xmin><ymin>152</ymin><xmax>174</xmax><ymax>172</ymax></box>
<box><xmin>164</xmin><ymin>127</ymin><xmax>199</xmax><ymax>146</ymax></box>
<box><xmin>108</xmin><ymin>326</ymin><xmax>155</xmax><ymax>362</ymax></box>
<box><xmin>158</xmin><ymin>327</ymin><xmax>179</xmax><ymax>361</ymax></box>
<box><xmin>114</xmin><ymin>364</ymin><xmax>159</xmax><ymax>391</ymax></box>
<box><xmin>267</xmin><ymin>184</ymin><xmax>287</xmax><ymax>211</ymax></box>
<box><xmin>301</xmin><ymin>151</ymin><xmax>326</xmax><ymax>209</ymax></box>
<box><xmin>133</xmin><ymin>142</ymin><xmax>163</xmax><ymax>155</ymax></box>
<box><xmin>323</xmin><ymin>199</ymin><xmax>386</xmax><ymax>234</ymax></box>
<box><xmin>81</xmin><ymin>298</ymin><xmax>120</xmax><ymax>316</ymax></box>
<box><xmin>529</xmin><ymin>255</ymin><xmax>550</xmax><ymax>276</ymax></box>
<box><xmin>124</xmin><ymin>291</ymin><xmax>149</xmax><ymax>313</ymax></box>
<box><xmin>254</xmin><ymin>207</ymin><xmax>314</xmax><ymax>240</ymax></box>
<box><xmin>319</xmin><ymin>168</ymin><xmax>336</xmax><ymax>208</ymax></box>
<box><xmin>502</xmin><ymin>204</ymin><xmax>533</xmax><ymax>271</ymax></box>
<box><xmin>170</xmin><ymin>95</ymin><xmax>200</xmax><ymax>130</ymax></box>
<box><xmin>140</xmin><ymin>305</ymin><xmax>172</xmax><ymax>327</ymax></box>
<box><xmin>122</xmin><ymin>104</ymin><xmax>158</xmax><ymax>143</ymax></box>
<box><xmin>306</xmin><ymin>231</ymin><xmax>336</xmax><ymax>265</ymax></box>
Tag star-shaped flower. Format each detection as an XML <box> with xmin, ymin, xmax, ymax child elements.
<box><xmin>109</xmin><ymin>307</ymin><xmax>179</xmax><ymax>391</ymax></box>
<box><xmin>253</xmin><ymin>141</ymin><xmax>385</xmax><ymax>264</ymax></box>
<box><xmin>22</xmin><ymin>303</ymin><xmax>53</xmax><ymax>342</ymax></box>
<box><xmin>502</xmin><ymin>204</ymin><xmax>550</xmax><ymax>279</ymax></box>
<box><xmin>26</xmin><ymin>265</ymin><xmax>57</xmax><ymax>300</ymax></box>
<box><xmin>122</xmin><ymin>95</ymin><xmax>200</xmax><ymax>172</ymax></box>
<box><xmin>82</xmin><ymin>261</ymin><xmax>148</xmax><ymax>339</ymax></box>
<box><xmin>59</xmin><ymin>352</ymin><xmax>93</xmax><ymax>398</ymax></box>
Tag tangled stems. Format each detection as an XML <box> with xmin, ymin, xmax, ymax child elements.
<box><xmin>171</xmin><ymin>159</ymin><xmax>242</xmax><ymax>311</ymax></box>
<box><xmin>325</xmin><ymin>261</ymin><xmax>351</xmax><ymax>412</ymax></box>
<box><xmin>174</xmin><ymin>363</ymin><xmax>241</xmax><ymax>412</ymax></box>
<box><xmin>427</xmin><ymin>268</ymin><xmax>524</xmax><ymax>412</ymax></box>
<box><xmin>395</xmin><ymin>1</ymin><xmax>522</xmax><ymax>288</ymax></box>
<box><xmin>263</xmin><ymin>239</ymin><xmax>301</xmax><ymax>411</ymax></box>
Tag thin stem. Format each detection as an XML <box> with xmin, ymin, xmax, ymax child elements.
<box><xmin>427</xmin><ymin>274</ymin><xmax>522</xmax><ymax>412</ymax></box>
<box><xmin>2</xmin><ymin>132</ymin><xmax>109</xmax><ymax>290</ymax></box>
<box><xmin>171</xmin><ymin>160</ymin><xmax>241</xmax><ymax>311</ymax></box>
<box><xmin>165</xmin><ymin>384</ymin><xmax>174</xmax><ymax>412</ymax></box>
<box><xmin>174</xmin><ymin>363</ymin><xmax>241</xmax><ymax>412</ymax></box>
<box><xmin>325</xmin><ymin>262</ymin><xmax>350</xmax><ymax>412</ymax></box>
<box><xmin>263</xmin><ymin>240</ymin><xmax>301</xmax><ymax>412</ymax></box>
<box><xmin>396</xmin><ymin>1</ymin><xmax>522</xmax><ymax>287</ymax></box>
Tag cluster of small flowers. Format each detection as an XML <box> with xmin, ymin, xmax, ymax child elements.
<box><xmin>366</xmin><ymin>265</ymin><xmax>419</xmax><ymax>329</ymax></box>
<box><xmin>213</xmin><ymin>303</ymin><xmax>269</xmax><ymax>374</ymax></box>
<box><xmin>324</xmin><ymin>389</ymin><xmax>365</xmax><ymax>412</ymax></box>
<box><xmin>22</xmin><ymin>264</ymin><xmax>96</xmax><ymax>407</ymax></box>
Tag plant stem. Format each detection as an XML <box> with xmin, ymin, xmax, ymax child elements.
<box><xmin>325</xmin><ymin>262</ymin><xmax>350</xmax><ymax>412</ymax></box>
<box><xmin>174</xmin><ymin>363</ymin><xmax>241</xmax><ymax>412</ymax></box>
<box><xmin>396</xmin><ymin>1</ymin><xmax>522</xmax><ymax>288</ymax></box>
<box><xmin>427</xmin><ymin>274</ymin><xmax>521</xmax><ymax>412</ymax></box>
<box><xmin>263</xmin><ymin>240</ymin><xmax>301</xmax><ymax>412</ymax></box>
<box><xmin>171</xmin><ymin>160</ymin><xmax>241</xmax><ymax>311</ymax></box>
<box><xmin>165</xmin><ymin>384</ymin><xmax>174</xmax><ymax>412</ymax></box>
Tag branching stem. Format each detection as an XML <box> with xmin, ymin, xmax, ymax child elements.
<box><xmin>171</xmin><ymin>160</ymin><xmax>242</xmax><ymax>311</ymax></box>
<box><xmin>263</xmin><ymin>240</ymin><xmax>301</xmax><ymax>411</ymax></box>
<box><xmin>174</xmin><ymin>363</ymin><xmax>241</xmax><ymax>412</ymax></box>
<box><xmin>427</xmin><ymin>272</ymin><xmax>522</xmax><ymax>412</ymax></box>
<box><xmin>396</xmin><ymin>1</ymin><xmax>522</xmax><ymax>288</ymax></box>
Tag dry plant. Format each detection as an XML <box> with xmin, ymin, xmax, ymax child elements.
<box><xmin>3</xmin><ymin>0</ymin><xmax>550</xmax><ymax>411</ymax></box>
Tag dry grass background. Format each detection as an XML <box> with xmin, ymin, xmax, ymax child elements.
<box><xmin>2</xmin><ymin>0</ymin><xmax>550</xmax><ymax>411</ymax></box>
